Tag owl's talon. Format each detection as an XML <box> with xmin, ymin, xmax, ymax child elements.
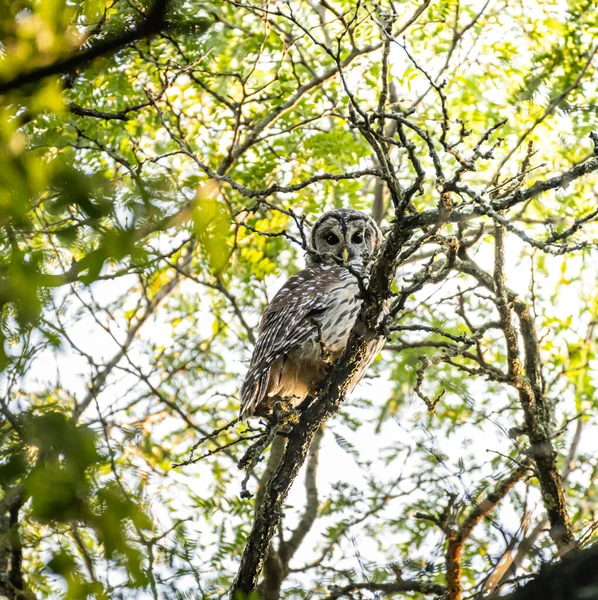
<box><xmin>272</xmin><ymin>399</ymin><xmax>301</xmax><ymax>431</ymax></box>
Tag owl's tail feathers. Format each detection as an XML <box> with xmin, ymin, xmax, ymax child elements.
<box><xmin>239</xmin><ymin>367</ymin><xmax>271</xmax><ymax>421</ymax></box>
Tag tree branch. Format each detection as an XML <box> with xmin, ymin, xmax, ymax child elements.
<box><xmin>455</xmin><ymin>255</ymin><xmax>577</xmax><ymax>554</ymax></box>
<box><xmin>323</xmin><ymin>580</ymin><xmax>446</xmax><ymax>600</ymax></box>
<box><xmin>0</xmin><ymin>0</ymin><xmax>171</xmax><ymax>95</ymax></box>
<box><xmin>496</xmin><ymin>542</ymin><xmax>598</xmax><ymax>600</ymax></box>
<box><xmin>229</xmin><ymin>221</ymin><xmax>411</xmax><ymax>598</ymax></box>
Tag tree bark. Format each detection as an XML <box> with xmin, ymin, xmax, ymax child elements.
<box><xmin>497</xmin><ymin>543</ymin><xmax>598</xmax><ymax>600</ymax></box>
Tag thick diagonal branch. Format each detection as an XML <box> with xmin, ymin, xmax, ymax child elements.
<box><xmin>256</xmin><ymin>427</ymin><xmax>324</xmax><ymax>600</ymax></box>
<box><xmin>230</xmin><ymin>225</ymin><xmax>411</xmax><ymax>598</ymax></box>
<box><xmin>456</xmin><ymin>254</ymin><xmax>576</xmax><ymax>554</ymax></box>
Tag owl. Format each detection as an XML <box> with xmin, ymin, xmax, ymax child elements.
<box><xmin>240</xmin><ymin>209</ymin><xmax>384</xmax><ymax>420</ymax></box>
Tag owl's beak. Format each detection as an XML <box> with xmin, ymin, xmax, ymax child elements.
<box><xmin>341</xmin><ymin>247</ymin><xmax>349</xmax><ymax>263</ymax></box>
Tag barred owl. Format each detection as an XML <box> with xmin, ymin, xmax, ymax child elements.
<box><xmin>240</xmin><ymin>209</ymin><xmax>384</xmax><ymax>420</ymax></box>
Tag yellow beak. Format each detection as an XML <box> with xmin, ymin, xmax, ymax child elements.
<box><xmin>342</xmin><ymin>247</ymin><xmax>349</xmax><ymax>263</ymax></box>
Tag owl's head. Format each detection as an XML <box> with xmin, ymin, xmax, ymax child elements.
<box><xmin>307</xmin><ymin>209</ymin><xmax>383</xmax><ymax>268</ymax></box>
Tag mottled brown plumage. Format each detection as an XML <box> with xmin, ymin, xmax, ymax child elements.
<box><xmin>240</xmin><ymin>209</ymin><xmax>383</xmax><ymax>420</ymax></box>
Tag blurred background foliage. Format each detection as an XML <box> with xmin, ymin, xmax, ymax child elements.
<box><xmin>0</xmin><ymin>0</ymin><xmax>597</xmax><ymax>598</ymax></box>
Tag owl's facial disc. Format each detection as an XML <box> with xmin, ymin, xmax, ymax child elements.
<box><xmin>308</xmin><ymin>209</ymin><xmax>383</xmax><ymax>268</ymax></box>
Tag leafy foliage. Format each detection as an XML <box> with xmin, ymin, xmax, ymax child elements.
<box><xmin>0</xmin><ymin>0</ymin><xmax>597</xmax><ymax>599</ymax></box>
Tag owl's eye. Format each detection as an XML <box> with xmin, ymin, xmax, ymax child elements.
<box><xmin>351</xmin><ymin>232</ymin><xmax>363</xmax><ymax>244</ymax></box>
<box><xmin>325</xmin><ymin>233</ymin><xmax>339</xmax><ymax>245</ymax></box>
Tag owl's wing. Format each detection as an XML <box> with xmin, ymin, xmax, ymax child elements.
<box><xmin>240</xmin><ymin>264</ymin><xmax>348</xmax><ymax>418</ymax></box>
